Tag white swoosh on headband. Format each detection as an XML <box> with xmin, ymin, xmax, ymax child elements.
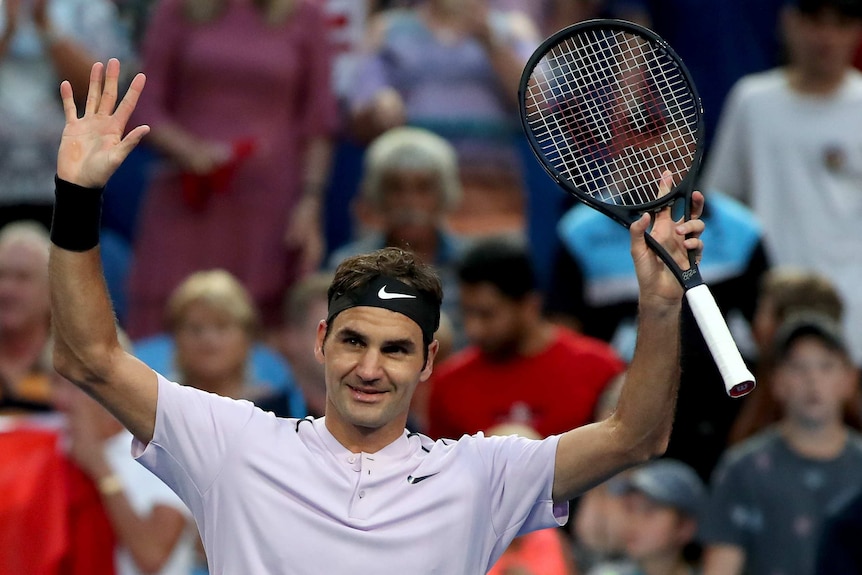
<box><xmin>378</xmin><ymin>285</ymin><xmax>417</xmax><ymax>300</ymax></box>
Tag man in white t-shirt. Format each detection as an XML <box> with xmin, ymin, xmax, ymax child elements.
<box><xmin>47</xmin><ymin>59</ymin><xmax>706</xmax><ymax>573</ymax></box>
<box><xmin>702</xmin><ymin>0</ymin><xmax>862</xmax><ymax>364</ymax></box>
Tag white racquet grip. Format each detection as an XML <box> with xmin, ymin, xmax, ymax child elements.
<box><xmin>685</xmin><ymin>284</ymin><xmax>756</xmax><ymax>397</ymax></box>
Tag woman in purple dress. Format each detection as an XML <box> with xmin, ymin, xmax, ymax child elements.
<box><xmin>127</xmin><ymin>0</ymin><xmax>336</xmax><ymax>338</ymax></box>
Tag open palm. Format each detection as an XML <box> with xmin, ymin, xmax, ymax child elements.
<box><xmin>57</xmin><ymin>59</ymin><xmax>150</xmax><ymax>188</ymax></box>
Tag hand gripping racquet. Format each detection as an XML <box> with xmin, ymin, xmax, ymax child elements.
<box><xmin>519</xmin><ymin>19</ymin><xmax>755</xmax><ymax>397</ymax></box>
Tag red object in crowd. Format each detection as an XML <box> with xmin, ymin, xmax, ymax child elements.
<box><xmin>0</xmin><ymin>427</ymin><xmax>116</xmax><ymax>575</ymax></box>
<box><xmin>181</xmin><ymin>138</ymin><xmax>257</xmax><ymax>211</ymax></box>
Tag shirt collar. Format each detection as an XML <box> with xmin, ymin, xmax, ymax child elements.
<box><xmin>313</xmin><ymin>417</ymin><xmax>416</xmax><ymax>462</ymax></box>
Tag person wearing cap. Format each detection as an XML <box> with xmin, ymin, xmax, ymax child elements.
<box><xmin>588</xmin><ymin>459</ymin><xmax>705</xmax><ymax>575</ymax></box>
<box><xmin>47</xmin><ymin>60</ymin><xmax>706</xmax><ymax>573</ymax></box>
<box><xmin>701</xmin><ymin>312</ymin><xmax>862</xmax><ymax>575</ymax></box>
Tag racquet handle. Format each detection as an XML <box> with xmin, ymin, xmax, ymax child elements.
<box><xmin>685</xmin><ymin>284</ymin><xmax>756</xmax><ymax>397</ymax></box>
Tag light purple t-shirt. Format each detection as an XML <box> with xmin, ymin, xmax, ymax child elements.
<box><xmin>134</xmin><ymin>374</ymin><xmax>568</xmax><ymax>574</ymax></box>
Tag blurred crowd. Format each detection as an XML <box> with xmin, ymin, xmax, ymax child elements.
<box><xmin>2</xmin><ymin>0</ymin><xmax>862</xmax><ymax>573</ymax></box>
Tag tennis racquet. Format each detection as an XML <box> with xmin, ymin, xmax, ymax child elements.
<box><xmin>519</xmin><ymin>19</ymin><xmax>755</xmax><ymax>398</ymax></box>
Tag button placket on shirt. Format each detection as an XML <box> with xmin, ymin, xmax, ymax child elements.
<box><xmin>348</xmin><ymin>453</ymin><xmax>375</xmax><ymax>519</ymax></box>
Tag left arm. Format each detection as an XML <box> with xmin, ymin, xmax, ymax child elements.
<box><xmin>552</xmin><ymin>176</ymin><xmax>705</xmax><ymax>502</ymax></box>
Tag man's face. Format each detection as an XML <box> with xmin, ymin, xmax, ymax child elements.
<box><xmin>0</xmin><ymin>240</ymin><xmax>49</xmax><ymax>334</ymax></box>
<box><xmin>772</xmin><ymin>336</ymin><xmax>856</xmax><ymax>427</ymax></box>
<box><xmin>316</xmin><ymin>306</ymin><xmax>437</xmax><ymax>437</ymax></box>
<box><xmin>379</xmin><ymin>168</ymin><xmax>445</xmax><ymax>237</ymax></box>
<box><xmin>459</xmin><ymin>283</ymin><xmax>530</xmax><ymax>360</ymax></box>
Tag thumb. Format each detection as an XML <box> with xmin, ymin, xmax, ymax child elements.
<box><xmin>112</xmin><ymin>124</ymin><xmax>150</xmax><ymax>167</ymax></box>
<box><xmin>630</xmin><ymin>211</ymin><xmax>651</xmax><ymax>247</ymax></box>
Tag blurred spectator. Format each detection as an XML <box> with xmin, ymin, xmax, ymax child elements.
<box><xmin>546</xmin><ymin>192</ymin><xmax>769</xmax><ymax>481</ymax></box>
<box><xmin>126</xmin><ymin>0</ymin><xmax>337</xmax><ymax>338</ymax></box>
<box><xmin>815</xmin><ymin>486</ymin><xmax>862</xmax><ymax>574</ymax></box>
<box><xmin>347</xmin><ymin>0</ymin><xmax>539</xmax><ymax>237</ymax></box>
<box><xmin>729</xmin><ymin>267</ymin><xmax>861</xmax><ymax>445</ymax></box>
<box><xmin>702</xmin><ymin>0</ymin><xmax>862</xmax><ymax>364</ymax></box>
<box><xmin>701</xmin><ymin>312</ymin><xmax>862</xmax><ymax>575</ymax></box>
<box><xmin>348</xmin><ymin>0</ymin><xmax>535</xmax><ymax>157</ymax></box>
<box><xmin>0</xmin><ymin>221</ymin><xmax>53</xmax><ymax>413</ymax></box>
<box><xmin>327</xmin><ymin>126</ymin><xmax>469</xmax><ymax>350</ymax></box>
<box><xmin>427</xmin><ymin>235</ymin><xmax>624</xmax><ymax>440</ymax></box>
<box><xmin>277</xmin><ymin>271</ymin><xmax>332</xmax><ymax>418</ymax></box>
<box><xmin>588</xmin><ymin>459</ymin><xmax>705</xmax><ymax>575</ymax></box>
<box><xmin>0</xmin><ymin>0</ymin><xmax>131</xmax><ymax>231</ymax></box>
<box><xmin>166</xmin><ymin>269</ymin><xmax>299</xmax><ymax>417</ymax></box>
<box><xmin>52</xmin><ymin>366</ymin><xmax>196</xmax><ymax>575</ymax></box>
<box><xmin>487</xmin><ymin>422</ymin><xmax>578</xmax><ymax>575</ymax></box>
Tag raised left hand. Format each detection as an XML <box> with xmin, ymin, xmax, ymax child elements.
<box><xmin>57</xmin><ymin>59</ymin><xmax>150</xmax><ymax>188</ymax></box>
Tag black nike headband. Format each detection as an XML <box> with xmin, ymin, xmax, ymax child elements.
<box><xmin>327</xmin><ymin>275</ymin><xmax>440</xmax><ymax>343</ymax></box>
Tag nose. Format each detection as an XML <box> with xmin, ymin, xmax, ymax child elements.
<box><xmin>354</xmin><ymin>349</ymin><xmax>383</xmax><ymax>382</ymax></box>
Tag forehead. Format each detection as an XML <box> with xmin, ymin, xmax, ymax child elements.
<box><xmin>0</xmin><ymin>241</ymin><xmax>48</xmax><ymax>271</ymax></box>
<box><xmin>381</xmin><ymin>168</ymin><xmax>442</xmax><ymax>188</ymax></box>
<box><xmin>459</xmin><ymin>283</ymin><xmax>517</xmax><ymax>307</ymax></box>
<box><xmin>329</xmin><ymin>306</ymin><xmax>424</xmax><ymax>343</ymax></box>
<box><xmin>177</xmin><ymin>300</ymin><xmax>242</xmax><ymax>325</ymax></box>
<box><xmin>781</xmin><ymin>334</ymin><xmax>845</xmax><ymax>358</ymax></box>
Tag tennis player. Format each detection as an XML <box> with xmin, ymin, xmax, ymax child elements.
<box><xmin>49</xmin><ymin>59</ymin><xmax>705</xmax><ymax>573</ymax></box>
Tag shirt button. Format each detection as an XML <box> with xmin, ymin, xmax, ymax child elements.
<box><xmin>359</xmin><ymin>490</ymin><xmax>366</xmax><ymax>499</ymax></box>
<box><xmin>348</xmin><ymin>456</ymin><xmax>356</xmax><ymax>463</ymax></box>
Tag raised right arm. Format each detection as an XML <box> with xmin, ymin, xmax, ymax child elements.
<box><xmin>50</xmin><ymin>59</ymin><xmax>157</xmax><ymax>443</ymax></box>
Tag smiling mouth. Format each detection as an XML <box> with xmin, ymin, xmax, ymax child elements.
<box><xmin>347</xmin><ymin>385</ymin><xmax>388</xmax><ymax>402</ymax></box>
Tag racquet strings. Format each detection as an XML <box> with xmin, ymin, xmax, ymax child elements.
<box><xmin>523</xmin><ymin>27</ymin><xmax>699</xmax><ymax>207</ymax></box>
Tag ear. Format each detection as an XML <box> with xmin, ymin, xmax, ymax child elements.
<box><xmin>838</xmin><ymin>363</ymin><xmax>860</xmax><ymax>401</ymax></box>
<box><xmin>675</xmin><ymin>515</ymin><xmax>698</xmax><ymax>547</ymax></box>
<box><xmin>314</xmin><ymin>320</ymin><xmax>328</xmax><ymax>364</ymax></box>
<box><xmin>419</xmin><ymin>339</ymin><xmax>440</xmax><ymax>382</ymax></box>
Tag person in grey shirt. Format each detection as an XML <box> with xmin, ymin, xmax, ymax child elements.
<box><xmin>701</xmin><ymin>312</ymin><xmax>862</xmax><ymax>575</ymax></box>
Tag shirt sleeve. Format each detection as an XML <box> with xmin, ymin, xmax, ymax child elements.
<box><xmin>480</xmin><ymin>434</ymin><xmax>569</xmax><ymax>540</ymax></box>
<box><xmin>133</xmin><ymin>373</ymin><xmax>258</xmax><ymax>513</ymax></box>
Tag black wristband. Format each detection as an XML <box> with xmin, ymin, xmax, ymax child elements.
<box><xmin>50</xmin><ymin>175</ymin><xmax>104</xmax><ymax>252</ymax></box>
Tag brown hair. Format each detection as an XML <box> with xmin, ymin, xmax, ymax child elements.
<box><xmin>760</xmin><ymin>267</ymin><xmax>844</xmax><ymax>322</ymax></box>
<box><xmin>328</xmin><ymin>247</ymin><xmax>443</xmax><ymax>309</ymax></box>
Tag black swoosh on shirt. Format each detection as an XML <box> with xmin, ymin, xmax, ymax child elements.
<box><xmin>407</xmin><ymin>473</ymin><xmax>439</xmax><ymax>484</ymax></box>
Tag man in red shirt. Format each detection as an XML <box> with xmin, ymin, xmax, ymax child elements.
<box><xmin>427</xmin><ymin>237</ymin><xmax>625</xmax><ymax>440</ymax></box>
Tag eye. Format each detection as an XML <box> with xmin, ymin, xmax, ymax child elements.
<box><xmin>382</xmin><ymin>345</ymin><xmax>407</xmax><ymax>355</ymax></box>
<box><xmin>342</xmin><ymin>336</ymin><xmax>363</xmax><ymax>347</ymax></box>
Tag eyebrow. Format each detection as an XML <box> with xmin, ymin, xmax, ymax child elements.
<box><xmin>337</xmin><ymin>327</ymin><xmax>418</xmax><ymax>352</ymax></box>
